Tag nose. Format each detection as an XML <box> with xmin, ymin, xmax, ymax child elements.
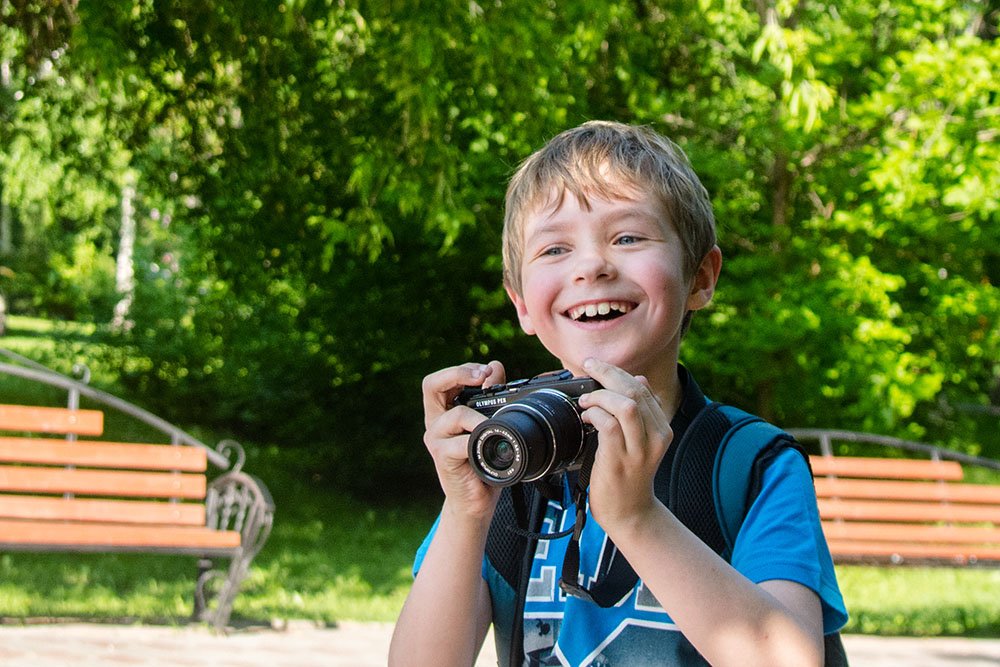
<box><xmin>573</xmin><ymin>244</ymin><xmax>617</xmax><ymax>283</ymax></box>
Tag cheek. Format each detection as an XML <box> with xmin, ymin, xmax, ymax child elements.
<box><xmin>638</xmin><ymin>263</ymin><xmax>688</xmax><ymax>311</ymax></box>
<box><xmin>520</xmin><ymin>269</ymin><xmax>558</xmax><ymax>309</ymax></box>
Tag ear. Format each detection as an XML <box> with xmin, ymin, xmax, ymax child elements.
<box><xmin>685</xmin><ymin>245</ymin><xmax>722</xmax><ymax>312</ymax></box>
<box><xmin>506</xmin><ymin>285</ymin><xmax>536</xmax><ymax>335</ymax></box>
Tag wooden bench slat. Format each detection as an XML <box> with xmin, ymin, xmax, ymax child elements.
<box><xmin>814</xmin><ymin>478</ymin><xmax>1000</xmax><ymax>504</ymax></box>
<box><xmin>826</xmin><ymin>539</ymin><xmax>1000</xmax><ymax>563</ymax></box>
<box><xmin>0</xmin><ymin>466</ymin><xmax>206</xmax><ymax>499</ymax></box>
<box><xmin>818</xmin><ymin>498</ymin><xmax>1000</xmax><ymax>523</ymax></box>
<box><xmin>0</xmin><ymin>390</ymin><xmax>272</xmax><ymax>631</ymax></box>
<box><xmin>822</xmin><ymin>521</ymin><xmax>1000</xmax><ymax>544</ymax></box>
<box><xmin>0</xmin><ymin>519</ymin><xmax>240</xmax><ymax>550</ymax></box>
<box><xmin>809</xmin><ymin>455</ymin><xmax>964</xmax><ymax>481</ymax></box>
<box><xmin>0</xmin><ymin>404</ymin><xmax>104</xmax><ymax>436</ymax></box>
<box><xmin>0</xmin><ymin>437</ymin><xmax>207</xmax><ymax>472</ymax></box>
<box><xmin>807</xmin><ymin>454</ymin><xmax>1000</xmax><ymax>566</ymax></box>
<box><xmin>0</xmin><ymin>495</ymin><xmax>205</xmax><ymax>526</ymax></box>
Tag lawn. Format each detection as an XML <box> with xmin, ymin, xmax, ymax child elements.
<box><xmin>1</xmin><ymin>314</ymin><xmax>998</xmax><ymax>635</ymax></box>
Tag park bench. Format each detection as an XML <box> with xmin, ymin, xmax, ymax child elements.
<box><xmin>789</xmin><ymin>428</ymin><xmax>1000</xmax><ymax>568</ymax></box>
<box><xmin>0</xmin><ymin>348</ymin><xmax>274</xmax><ymax>631</ymax></box>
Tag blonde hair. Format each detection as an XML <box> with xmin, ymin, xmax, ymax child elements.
<box><xmin>502</xmin><ymin>121</ymin><xmax>716</xmax><ymax>295</ymax></box>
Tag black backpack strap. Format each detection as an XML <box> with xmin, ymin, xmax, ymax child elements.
<box><xmin>557</xmin><ymin>441</ymin><xmax>638</xmax><ymax>608</ymax></box>
<box><xmin>489</xmin><ymin>400</ymin><xmax>848</xmax><ymax>666</ymax></box>
<box><xmin>681</xmin><ymin>403</ymin><xmax>848</xmax><ymax>667</ymax></box>
<box><xmin>711</xmin><ymin>405</ymin><xmax>796</xmax><ymax>557</ymax></box>
<box><xmin>507</xmin><ymin>485</ymin><xmax>544</xmax><ymax>667</ymax></box>
<box><xmin>558</xmin><ymin>401</ymin><xmax>751</xmax><ymax>606</ymax></box>
<box><xmin>657</xmin><ymin>401</ymin><xmax>734</xmax><ymax>555</ymax></box>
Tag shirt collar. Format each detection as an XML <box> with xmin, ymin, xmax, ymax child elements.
<box><xmin>670</xmin><ymin>364</ymin><xmax>708</xmax><ymax>443</ymax></box>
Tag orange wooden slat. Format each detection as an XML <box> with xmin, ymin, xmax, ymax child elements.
<box><xmin>0</xmin><ymin>466</ymin><xmax>205</xmax><ymax>499</ymax></box>
<box><xmin>814</xmin><ymin>478</ymin><xmax>1000</xmax><ymax>504</ymax></box>
<box><xmin>826</xmin><ymin>539</ymin><xmax>1000</xmax><ymax>563</ymax></box>
<box><xmin>0</xmin><ymin>437</ymin><xmax>207</xmax><ymax>472</ymax></box>
<box><xmin>0</xmin><ymin>405</ymin><xmax>104</xmax><ymax>436</ymax></box>
<box><xmin>818</xmin><ymin>498</ymin><xmax>1000</xmax><ymax>523</ymax></box>
<box><xmin>809</xmin><ymin>455</ymin><xmax>964</xmax><ymax>481</ymax></box>
<box><xmin>0</xmin><ymin>495</ymin><xmax>205</xmax><ymax>526</ymax></box>
<box><xmin>821</xmin><ymin>521</ymin><xmax>1000</xmax><ymax>544</ymax></box>
<box><xmin>0</xmin><ymin>519</ymin><xmax>240</xmax><ymax>549</ymax></box>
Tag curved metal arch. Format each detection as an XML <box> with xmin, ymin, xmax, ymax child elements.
<box><xmin>0</xmin><ymin>347</ymin><xmax>231</xmax><ymax>469</ymax></box>
<box><xmin>788</xmin><ymin>427</ymin><xmax>1000</xmax><ymax>471</ymax></box>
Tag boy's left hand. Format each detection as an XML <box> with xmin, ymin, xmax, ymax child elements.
<box><xmin>577</xmin><ymin>358</ymin><xmax>674</xmax><ymax>534</ymax></box>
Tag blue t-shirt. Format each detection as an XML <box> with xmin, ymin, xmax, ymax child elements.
<box><xmin>413</xmin><ymin>371</ymin><xmax>847</xmax><ymax>665</ymax></box>
<box><xmin>414</xmin><ymin>447</ymin><xmax>847</xmax><ymax>666</ymax></box>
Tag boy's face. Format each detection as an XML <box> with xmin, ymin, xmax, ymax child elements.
<box><xmin>507</xmin><ymin>187</ymin><xmax>714</xmax><ymax>389</ymax></box>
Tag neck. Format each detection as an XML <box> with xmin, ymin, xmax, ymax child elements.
<box><xmin>647</xmin><ymin>363</ymin><xmax>683</xmax><ymax>421</ymax></box>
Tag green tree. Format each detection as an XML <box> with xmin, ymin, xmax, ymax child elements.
<box><xmin>2</xmin><ymin>0</ymin><xmax>998</xmax><ymax>497</ymax></box>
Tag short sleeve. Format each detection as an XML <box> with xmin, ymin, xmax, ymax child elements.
<box><xmin>412</xmin><ymin>513</ymin><xmax>441</xmax><ymax>577</ymax></box>
<box><xmin>730</xmin><ymin>448</ymin><xmax>848</xmax><ymax>633</ymax></box>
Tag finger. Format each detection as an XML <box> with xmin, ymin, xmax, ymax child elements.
<box><xmin>581</xmin><ymin>404</ymin><xmax>625</xmax><ymax>446</ymax></box>
<box><xmin>424</xmin><ymin>406</ymin><xmax>492</xmax><ymax>472</ymax></box>
<box><xmin>583</xmin><ymin>389</ymin><xmax>650</xmax><ymax>454</ymax></box>
<box><xmin>581</xmin><ymin>359</ymin><xmax>668</xmax><ymax>433</ymax></box>
<box><xmin>582</xmin><ymin>357</ymin><xmax>634</xmax><ymax>392</ymax></box>
<box><xmin>422</xmin><ymin>363</ymin><xmax>490</xmax><ymax>426</ymax></box>
<box><xmin>482</xmin><ymin>360</ymin><xmax>506</xmax><ymax>388</ymax></box>
<box><xmin>431</xmin><ymin>404</ymin><xmax>489</xmax><ymax>440</ymax></box>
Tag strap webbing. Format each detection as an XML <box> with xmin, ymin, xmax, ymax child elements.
<box><xmin>556</xmin><ymin>440</ymin><xmax>638</xmax><ymax>608</ymax></box>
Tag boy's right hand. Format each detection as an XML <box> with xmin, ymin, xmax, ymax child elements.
<box><xmin>421</xmin><ymin>361</ymin><xmax>506</xmax><ymax>521</ymax></box>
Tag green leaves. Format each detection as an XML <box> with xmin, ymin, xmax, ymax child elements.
<box><xmin>2</xmin><ymin>0</ymin><xmax>999</xmax><ymax>494</ymax></box>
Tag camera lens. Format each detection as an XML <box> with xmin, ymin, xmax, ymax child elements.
<box><xmin>468</xmin><ymin>389</ymin><xmax>587</xmax><ymax>486</ymax></box>
<box><xmin>482</xmin><ymin>436</ymin><xmax>516</xmax><ymax>471</ymax></box>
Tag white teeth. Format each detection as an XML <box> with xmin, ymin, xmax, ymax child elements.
<box><xmin>568</xmin><ymin>301</ymin><xmax>633</xmax><ymax>321</ymax></box>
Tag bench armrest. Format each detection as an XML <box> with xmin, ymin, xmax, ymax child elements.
<box><xmin>206</xmin><ymin>469</ymin><xmax>275</xmax><ymax>559</ymax></box>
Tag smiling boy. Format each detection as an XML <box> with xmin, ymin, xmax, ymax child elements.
<box><xmin>390</xmin><ymin>121</ymin><xmax>846</xmax><ymax>666</ymax></box>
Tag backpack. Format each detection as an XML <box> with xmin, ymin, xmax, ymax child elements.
<box><xmin>485</xmin><ymin>401</ymin><xmax>848</xmax><ymax>666</ymax></box>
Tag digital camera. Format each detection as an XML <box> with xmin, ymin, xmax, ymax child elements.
<box><xmin>457</xmin><ymin>370</ymin><xmax>600</xmax><ymax>487</ymax></box>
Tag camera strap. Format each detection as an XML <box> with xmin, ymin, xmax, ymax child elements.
<box><xmin>507</xmin><ymin>477</ymin><xmax>574</xmax><ymax>541</ymax></box>
<box><xmin>557</xmin><ymin>441</ymin><xmax>639</xmax><ymax>608</ymax></box>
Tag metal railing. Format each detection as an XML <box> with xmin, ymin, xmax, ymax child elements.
<box><xmin>788</xmin><ymin>427</ymin><xmax>1000</xmax><ymax>471</ymax></box>
<box><xmin>0</xmin><ymin>347</ymin><xmax>234</xmax><ymax>470</ymax></box>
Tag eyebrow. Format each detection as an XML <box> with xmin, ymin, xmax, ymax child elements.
<box><xmin>532</xmin><ymin>205</ymin><xmax>663</xmax><ymax>236</ymax></box>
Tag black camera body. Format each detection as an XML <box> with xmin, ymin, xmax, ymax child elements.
<box><xmin>458</xmin><ymin>370</ymin><xmax>600</xmax><ymax>486</ymax></box>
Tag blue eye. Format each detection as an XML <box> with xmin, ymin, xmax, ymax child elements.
<box><xmin>616</xmin><ymin>235</ymin><xmax>640</xmax><ymax>245</ymax></box>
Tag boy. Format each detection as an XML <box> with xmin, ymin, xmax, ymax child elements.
<box><xmin>390</xmin><ymin>121</ymin><xmax>846</xmax><ymax>666</ymax></box>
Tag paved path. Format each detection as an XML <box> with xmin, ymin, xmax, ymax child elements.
<box><xmin>2</xmin><ymin>621</ymin><xmax>1000</xmax><ymax>666</ymax></box>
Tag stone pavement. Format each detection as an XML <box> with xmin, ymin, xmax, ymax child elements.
<box><xmin>1</xmin><ymin>621</ymin><xmax>1000</xmax><ymax>666</ymax></box>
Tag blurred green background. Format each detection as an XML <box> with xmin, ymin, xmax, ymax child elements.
<box><xmin>2</xmin><ymin>1</ymin><xmax>999</xmax><ymax>498</ymax></box>
<box><xmin>1</xmin><ymin>0</ymin><xmax>1000</xmax><ymax>635</ymax></box>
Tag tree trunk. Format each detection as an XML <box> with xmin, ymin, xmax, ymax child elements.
<box><xmin>111</xmin><ymin>178</ymin><xmax>137</xmax><ymax>331</ymax></box>
<box><xmin>1</xmin><ymin>59</ymin><xmax>12</xmax><ymax>257</ymax></box>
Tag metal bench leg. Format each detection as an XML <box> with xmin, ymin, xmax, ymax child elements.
<box><xmin>193</xmin><ymin>558</ymin><xmax>218</xmax><ymax>623</ymax></box>
<box><xmin>210</xmin><ymin>550</ymin><xmax>255</xmax><ymax>633</ymax></box>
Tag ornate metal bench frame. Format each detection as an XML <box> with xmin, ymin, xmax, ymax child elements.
<box><xmin>0</xmin><ymin>347</ymin><xmax>275</xmax><ymax>631</ymax></box>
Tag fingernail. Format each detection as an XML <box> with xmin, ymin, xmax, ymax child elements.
<box><xmin>583</xmin><ymin>358</ymin><xmax>595</xmax><ymax>370</ymax></box>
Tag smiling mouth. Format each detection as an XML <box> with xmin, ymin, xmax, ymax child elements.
<box><xmin>565</xmin><ymin>301</ymin><xmax>635</xmax><ymax>323</ymax></box>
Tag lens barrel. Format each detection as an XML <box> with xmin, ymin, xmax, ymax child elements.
<box><xmin>468</xmin><ymin>389</ymin><xmax>586</xmax><ymax>486</ymax></box>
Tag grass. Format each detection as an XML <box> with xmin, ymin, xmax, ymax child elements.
<box><xmin>1</xmin><ymin>313</ymin><xmax>999</xmax><ymax>635</ymax></box>
<box><xmin>0</xmin><ymin>315</ymin><xmax>438</xmax><ymax>626</ymax></box>
<box><xmin>0</xmin><ymin>480</ymin><xmax>435</xmax><ymax>625</ymax></box>
<box><xmin>0</xmin><ymin>431</ymin><xmax>438</xmax><ymax>626</ymax></box>
<box><xmin>838</xmin><ymin>566</ymin><xmax>1000</xmax><ymax>637</ymax></box>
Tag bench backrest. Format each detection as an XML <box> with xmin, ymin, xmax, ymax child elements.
<box><xmin>808</xmin><ymin>454</ymin><xmax>1000</xmax><ymax>565</ymax></box>
<box><xmin>0</xmin><ymin>403</ymin><xmax>210</xmax><ymax>527</ymax></box>
<box><xmin>0</xmin><ymin>404</ymin><xmax>104</xmax><ymax>436</ymax></box>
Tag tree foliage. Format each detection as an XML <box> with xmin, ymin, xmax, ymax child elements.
<box><xmin>1</xmin><ymin>0</ymin><xmax>998</xmax><ymax>496</ymax></box>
